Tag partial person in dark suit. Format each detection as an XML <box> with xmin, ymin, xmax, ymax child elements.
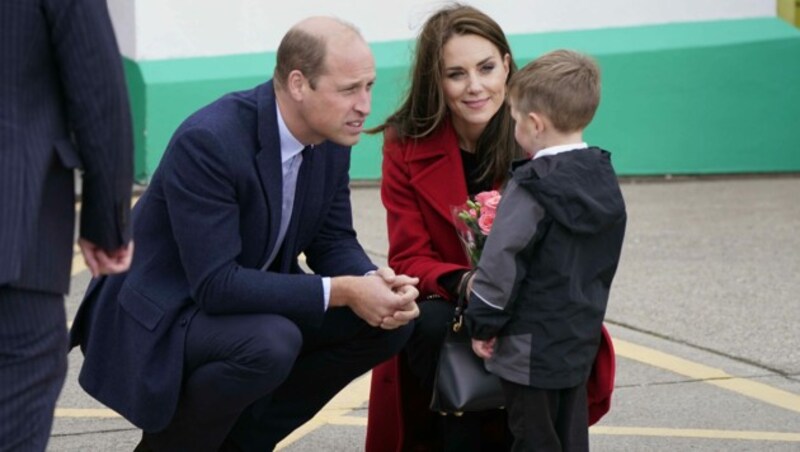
<box><xmin>0</xmin><ymin>0</ymin><xmax>134</xmax><ymax>450</ymax></box>
<box><xmin>70</xmin><ymin>16</ymin><xmax>420</xmax><ymax>452</ymax></box>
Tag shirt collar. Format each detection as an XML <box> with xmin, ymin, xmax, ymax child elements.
<box><xmin>276</xmin><ymin>103</ymin><xmax>306</xmax><ymax>164</ymax></box>
<box><xmin>533</xmin><ymin>142</ymin><xmax>588</xmax><ymax>160</ymax></box>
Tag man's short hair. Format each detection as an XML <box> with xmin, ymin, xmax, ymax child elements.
<box><xmin>508</xmin><ymin>49</ymin><xmax>601</xmax><ymax>132</ymax></box>
<box><xmin>273</xmin><ymin>19</ymin><xmax>362</xmax><ymax>90</ymax></box>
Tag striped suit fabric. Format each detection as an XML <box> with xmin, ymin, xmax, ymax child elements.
<box><xmin>0</xmin><ymin>0</ymin><xmax>133</xmax><ymax>449</ymax></box>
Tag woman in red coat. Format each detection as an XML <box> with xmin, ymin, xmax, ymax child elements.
<box><xmin>366</xmin><ymin>4</ymin><xmax>615</xmax><ymax>451</ymax></box>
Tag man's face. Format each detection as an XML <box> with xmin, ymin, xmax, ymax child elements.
<box><xmin>299</xmin><ymin>37</ymin><xmax>376</xmax><ymax>147</ymax></box>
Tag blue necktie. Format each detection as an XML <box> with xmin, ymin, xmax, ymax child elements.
<box><xmin>262</xmin><ymin>148</ymin><xmax>305</xmax><ymax>270</ymax></box>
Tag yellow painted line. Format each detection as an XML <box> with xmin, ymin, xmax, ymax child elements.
<box><xmin>590</xmin><ymin>426</ymin><xmax>800</xmax><ymax>442</ymax></box>
<box><xmin>53</xmin><ymin>408</ymin><xmax>800</xmax><ymax>443</ymax></box>
<box><xmin>328</xmin><ymin>416</ymin><xmax>368</xmax><ymax>426</ymax></box>
<box><xmin>55</xmin><ymin>408</ymin><xmax>120</xmax><ymax>418</ymax></box>
<box><xmin>615</xmin><ymin>339</ymin><xmax>800</xmax><ymax>414</ymax></box>
<box><xmin>71</xmin><ymin>252</ymin><xmax>87</xmax><ymax>277</ymax></box>
<box><xmin>276</xmin><ymin>372</ymin><xmax>371</xmax><ymax>450</ymax></box>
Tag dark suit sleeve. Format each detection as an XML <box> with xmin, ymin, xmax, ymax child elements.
<box><xmin>304</xmin><ymin>152</ymin><xmax>376</xmax><ymax>277</ymax></box>
<box><xmin>45</xmin><ymin>0</ymin><xmax>133</xmax><ymax>250</ymax></box>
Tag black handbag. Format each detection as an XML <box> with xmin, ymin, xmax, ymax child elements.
<box><xmin>429</xmin><ymin>278</ymin><xmax>505</xmax><ymax>415</ymax></box>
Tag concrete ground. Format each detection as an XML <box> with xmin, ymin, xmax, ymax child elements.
<box><xmin>50</xmin><ymin>175</ymin><xmax>800</xmax><ymax>451</ymax></box>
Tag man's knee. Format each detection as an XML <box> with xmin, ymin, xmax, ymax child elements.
<box><xmin>235</xmin><ymin>316</ymin><xmax>303</xmax><ymax>382</ymax></box>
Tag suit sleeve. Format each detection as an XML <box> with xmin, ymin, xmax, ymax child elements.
<box><xmin>46</xmin><ymin>0</ymin><xmax>133</xmax><ymax>250</ymax></box>
<box><xmin>381</xmin><ymin>136</ymin><xmax>467</xmax><ymax>297</ymax></box>
<box><xmin>465</xmin><ymin>179</ymin><xmax>545</xmax><ymax>340</ymax></box>
<box><xmin>304</xmin><ymin>150</ymin><xmax>376</xmax><ymax>276</ymax></box>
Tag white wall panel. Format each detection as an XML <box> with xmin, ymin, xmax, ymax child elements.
<box><xmin>107</xmin><ymin>0</ymin><xmax>776</xmax><ymax>61</ymax></box>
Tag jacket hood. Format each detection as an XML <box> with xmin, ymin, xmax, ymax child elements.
<box><xmin>512</xmin><ymin>147</ymin><xmax>626</xmax><ymax>235</ymax></box>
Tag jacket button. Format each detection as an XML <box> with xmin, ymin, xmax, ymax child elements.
<box><xmin>180</xmin><ymin>318</ymin><xmax>188</xmax><ymax>327</ymax></box>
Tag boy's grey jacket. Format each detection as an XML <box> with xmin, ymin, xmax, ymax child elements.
<box><xmin>465</xmin><ymin>147</ymin><xmax>626</xmax><ymax>389</ymax></box>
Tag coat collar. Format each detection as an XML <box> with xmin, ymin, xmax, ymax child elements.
<box><xmin>404</xmin><ymin>118</ymin><xmax>460</xmax><ymax>162</ymax></box>
<box><xmin>403</xmin><ymin>120</ymin><xmax>470</xmax><ymax>225</ymax></box>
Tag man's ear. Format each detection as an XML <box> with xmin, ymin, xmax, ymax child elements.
<box><xmin>287</xmin><ymin>70</ymin><xmax>306</xmax><ymax>101</ymax></box>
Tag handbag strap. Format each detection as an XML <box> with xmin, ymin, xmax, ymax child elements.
<box><xmin>452</xmin><ymin>269</ymin><xmax>476</xmax><ymax>333</ymax></box>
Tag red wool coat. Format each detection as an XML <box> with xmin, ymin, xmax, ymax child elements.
<box><xmin>365</xmin><ymin>121</ymin><xmax>616</xmax><ymax>451</ymax></box>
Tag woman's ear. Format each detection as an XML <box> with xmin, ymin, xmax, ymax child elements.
<box><xmin>503</xmin><ymin>53</ymin><xmax>511</xmax><ymax>79</ymax></box>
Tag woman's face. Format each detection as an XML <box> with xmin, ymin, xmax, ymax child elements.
<box><xmin>441</xmin><ymin>33</ymin><xmax>510</xmax><ymax>148</ymax></box>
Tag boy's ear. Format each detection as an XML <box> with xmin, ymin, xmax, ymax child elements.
<box><xmin>529</xmin><ymin>112</ymin><xmax>546</xmax><ymax>134</ymax></box>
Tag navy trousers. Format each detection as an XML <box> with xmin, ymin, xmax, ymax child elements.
<box><xmin>145</xmin><ymin>306</ymin><xmax>413</xmax><ymax>451</ymax></box>
<box><xmin>0</xmin><ymin>287</ymin><xmax>67</xmax><ymax>452</ymax></box>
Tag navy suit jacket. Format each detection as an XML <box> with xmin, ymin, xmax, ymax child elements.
<box><xmin>71</xmin><ymin>81</ymin><xmax>376</xmax><ymax>431</ymax></box>
<box><xmin>0</xmin><ymin>0</ymin><xmax>133</xmax><ymax>293</ymax></box>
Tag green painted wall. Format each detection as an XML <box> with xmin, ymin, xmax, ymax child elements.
<box><xmin>123</xmin><ymin>18</ymin><xmax>800</xmax><ymax>182</ymax></box>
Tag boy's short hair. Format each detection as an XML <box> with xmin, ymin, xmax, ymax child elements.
<box><xmin>508</xmin><ymin>49</ymin><xmax>600</xmax><ymax>133</ymax></box>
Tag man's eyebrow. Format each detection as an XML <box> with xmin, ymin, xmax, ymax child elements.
<box><xmin>339</xmin><ymin>78</ymin><xmax>374</xmax><ymax>90</ymax></box>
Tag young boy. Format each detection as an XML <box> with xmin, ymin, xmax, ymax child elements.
<box><xmin>465</xmin><ymin>49</ymin><xmax>627</xmax><ymax>451</ymax></box>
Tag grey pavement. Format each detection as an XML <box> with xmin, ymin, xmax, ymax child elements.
<box><xmin>50</xmin><ymin>175</ymin><xmax>800</xmax><ymax>451</ymax></box>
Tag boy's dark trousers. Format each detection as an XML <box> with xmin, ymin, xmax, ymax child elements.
<box><xmin>501</xmin><ymin>379</ymin><xmax>589</xmax><ymax>452</ymax></box>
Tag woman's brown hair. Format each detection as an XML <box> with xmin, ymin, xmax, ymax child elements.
<box><xmin>370</xmin><ymin>3</ymin><xmax>521</xmax><ymax>184</ymax></box>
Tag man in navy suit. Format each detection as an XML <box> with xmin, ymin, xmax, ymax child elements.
<box><xmin>71</xmin><ymin>16</ymin><xmax>420</xmax><ymax>451</ymax></box>
<box><xmin>0</xmin><ymin>0</ymin><xmax>134</xmax><ymax>450</ymax></box>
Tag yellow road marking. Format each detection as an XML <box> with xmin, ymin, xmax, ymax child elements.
<box><xmin>318</xmin><ymin>418</ymin><xmax>800</xmax><ymax>443</ymax></box>
<box><xmin>276</xmin><ymin>373</ymin><xmax>371</xmax><ymax>450</ymax></box>
<box><xmin>55</xmin><ymin>408</ymin><xmax>120</xmax><ymax>418</ymax></box>
<box><xmin>52</xmin><ymin>409</ymin><xmax>800</xmax><ymax>443</ymax></box>
<box><xmin>590</xmin><ymin>426</ymin><xmax>800</xmax><ymax>442</ymax></box>
<box><xmin>327</xmin><ymin>416</ymin><xmax>368</xmax><ymax>426</ymax></box>
<box><xmin>615</xmin><ymin>339</ymin><xmax>800</xmax><ymax>414</ymax></box>
<box><xmin>71</xmin><ymin>252</ymin><xmax>86</xmax><ymax>277</ymax></box>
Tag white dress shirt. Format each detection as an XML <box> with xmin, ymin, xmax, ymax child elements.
<box><xmin>533</xmin><ymin>142</ymin><xmax>588</xmax><ymax>160</ymax></box>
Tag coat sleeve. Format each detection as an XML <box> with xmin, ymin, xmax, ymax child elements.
<box><xmin>465</xmin><ymin>179</ymin><xmax>546</xmax><ymax>339</ymax></box>
<box><xmin>381</xmin><ymin>135</ymin><xmax>467</xmax><ymax>297</ymax></box>
<box><xmin>46</xmin><ymin>0</ymin><xmax>133</xmax><ymax>250</ymax></box>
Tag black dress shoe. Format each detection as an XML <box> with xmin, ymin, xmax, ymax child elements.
<box><xmin>218</xmin><ymin>436</ymin><xmax>243</xmax><ymax>452</ymax></box>
<box><xmin>132</xmin><ymin>432</ymin><xmax>152</xmax><ymax>452</ymax></box>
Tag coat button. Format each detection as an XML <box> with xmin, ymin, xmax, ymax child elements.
<box><xmin>180</xmin><ymin>318</ymin><xmax>188</xmax><ymax>327</ymax></box>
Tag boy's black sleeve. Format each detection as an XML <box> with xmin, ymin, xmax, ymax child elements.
<box><xmin>465</xmin><ymin>179</ymin><xmax>545</xmax><ymax>340</ymax></box>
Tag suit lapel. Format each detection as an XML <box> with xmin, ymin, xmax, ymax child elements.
<box><xmin>254</xmin><ymin>82</ymin><xmax>283</xmax><ymax>268</ymax></box>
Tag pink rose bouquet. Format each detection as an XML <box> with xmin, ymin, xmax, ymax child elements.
<box><xmin>452</xmin><ymin>190</ymin><xmax>501</xmax><ymax>266</ymax></box>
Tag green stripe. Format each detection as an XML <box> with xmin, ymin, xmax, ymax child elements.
<box><xmin>123</xmin><ymin>17</ymin><xmax>800</xmax><ymax>181</ymax></box>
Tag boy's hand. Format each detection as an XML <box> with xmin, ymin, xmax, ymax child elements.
<box><xmin>472</xmin><ymin>337</ymin><xmax>496</xmax><ymax>359</ymax></box>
